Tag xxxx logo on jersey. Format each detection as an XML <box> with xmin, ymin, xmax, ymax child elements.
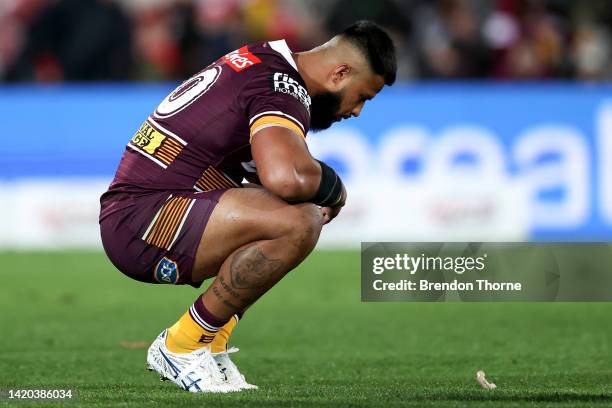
<box><xmin>223</xmin><ymin>46</ymin><xmax>261</xmax><ymax>72</ymax></box>
<box><xmin>129</xmin><ymin>118</ymin><xmax>187</xmax><ymax>169</ymax></box>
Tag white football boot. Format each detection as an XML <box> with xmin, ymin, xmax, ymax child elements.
<box><xmin>146</xmin><ymin>329</ymin><xmax>236</xmax><ymax>393</ymax></box>
<box><xmin>213</xmin><ymin>347</ymin><xmax>258</xmax><ymax>390</ymax></box>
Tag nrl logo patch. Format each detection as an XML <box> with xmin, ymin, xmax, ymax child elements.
<box><xmin>272</xmin><ymin>72</ymin><xmax>311</xmax><ymax>110</ymax></box>
<box><xmin>154</xmin><ymin>257</ymin><xmax>179</xmax><ymax>284</ymax></box>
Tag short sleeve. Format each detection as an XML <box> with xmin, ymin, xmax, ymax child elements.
<box><xmin>242</xmin><ymin>68</ymin><xmax>311</xmax><ymax>141</ymax></box>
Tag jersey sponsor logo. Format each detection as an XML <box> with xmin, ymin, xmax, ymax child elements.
<box><xmin>223</xmin><ymin>46</ymin><xmax>261</xmax><ymax>72</ymax></box>
<box><xmin>155</xmin><ymin>66</ymin><xmax>222</xmax><ymax>118</ymax></box>
<box><xmin>272</xmin><ymin>72</ymin><xmax>311</xmax><ymax>110</ymax></box>
<box><xmin>131</xmin><ymin>121</ymin><xmax>165</xmax><ymax>155</ymax></box>
<box><xmin>129</xmin><ymin>119</ymin><xmax>186</xmax><ymax>168</ymax></box>
<box><xmin>154</xmin><ymin>257</ymin><xmax>179</xmax><ymax>284</ymax></box>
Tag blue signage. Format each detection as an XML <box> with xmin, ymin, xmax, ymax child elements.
<box><xmin>2</xmin><ymin>82</ymin><xmax>611</xmax><ymax>240</ymax></box>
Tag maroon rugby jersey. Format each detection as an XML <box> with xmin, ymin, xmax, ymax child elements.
<box><xmin>100</xmin><ymin>40</ymin><xmax>311</xmax><ymax>221</ymax></box>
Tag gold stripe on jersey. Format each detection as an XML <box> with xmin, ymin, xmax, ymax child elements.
<box><xmin>143</xmin><ymin>196</ymin><xmax>194</xmax><ymax>249</ymax></box>
<box><xmin>194</xmin><ymin>166</ymin><xmax>237</xmax><ymax>192</ymax></box>
<box><xmin>249</xmin><ymin>115</ymin><xmax>305</xmax><ymax>140</ymax></box>
<box><xmin>129</xmin><ymin>120</ymin><xmax>185</xmax><ymax>167</ymax></box>
<box><xmin>156</xmin><ymin>138</ymin><xmax>183</xmax><ymax>165</ymax></box>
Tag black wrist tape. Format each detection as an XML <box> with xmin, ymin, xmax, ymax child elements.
<box><xmin>312</xmin><ymin>160</ymin><xmax>344</xmax><ymax>207</ymax></box>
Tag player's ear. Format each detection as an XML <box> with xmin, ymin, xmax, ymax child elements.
<box><xmin>330</xmin><ymin>64</ymin><xmax>351</xmax><ymax>86</ymax></box>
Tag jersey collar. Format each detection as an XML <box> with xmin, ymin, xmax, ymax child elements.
<box><xmin>268</xmin><ymin>39</ymin><xmax>298</xmax><ymax>71</ymax></box>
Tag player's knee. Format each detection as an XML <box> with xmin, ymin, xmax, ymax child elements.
<box><xmin>283</xmin><ymin>204</ymin><xmax>323</xmax><ymax>253</ymax></box>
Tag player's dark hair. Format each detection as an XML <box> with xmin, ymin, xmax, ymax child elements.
<box><xmin>340</xmin><ymin>20</ymin><xmax>397</xmax><ymax>86</ymax></box>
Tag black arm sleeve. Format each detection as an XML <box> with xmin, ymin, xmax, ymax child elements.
<box><xmin>311</xmin><ymin>160</ymin><xmax>344</xmax><ymax>207</ymax></box>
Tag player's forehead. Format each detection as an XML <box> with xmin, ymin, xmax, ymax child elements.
<box><xmin>356</xmin><ymin>72</ymin><xmax>385</xmax><ymax>98</ymax></box>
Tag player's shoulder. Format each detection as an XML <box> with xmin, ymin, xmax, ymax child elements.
<box><xmin>222</xmin><ymin>40</ymin><xmax>300</xmax><ymax>76</ymax></box>
<box><xmin>258</xmin><ymin>41</ymin><xmax>311</xmax><ymax>108</ymax></box>
<box><xmin>222</xmin><ymin>40</ymin><xmax>311</xmax><ymax>136</ymax></box>
<box><xmin>223</xmin><ymin>40</ymin><xmax>311</xmax><ymax>112</ymax></box>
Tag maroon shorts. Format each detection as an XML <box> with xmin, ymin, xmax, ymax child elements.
<box><xmin>100</xmin><ymin>189</ymin><xmax>227</xmax><ymax>288</ymax></box>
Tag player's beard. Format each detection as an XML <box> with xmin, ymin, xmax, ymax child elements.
<box><xmin>309</xmin><ymin>90</ymin><xmax>343</xmax><ymax>132</ymax></box>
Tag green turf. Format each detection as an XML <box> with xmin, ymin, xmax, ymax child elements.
<box><xmin>1</xmin><ymin>250</ymin><xmax>612</xmax><ymax>407</ymax></box>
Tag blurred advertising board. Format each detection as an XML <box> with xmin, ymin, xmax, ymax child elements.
<box><xmin>1</xmin><ymin>83</ymin><xmax>611</xmax><ymax>248</ymax></box>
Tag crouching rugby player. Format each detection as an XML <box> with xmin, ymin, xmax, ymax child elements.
<box><xmin>99</xmin><ymin>20</ymin><xmax>396</xmax><ymax>392</ymax></box>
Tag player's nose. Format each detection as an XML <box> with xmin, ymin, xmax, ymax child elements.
<box><xmin>351</xmin><ymin>104</ymin><xmax>364</xmax><ymax>118</ymax></box>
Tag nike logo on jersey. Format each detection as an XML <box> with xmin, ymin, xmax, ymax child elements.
<box><xmin>241</xmin><ymin>160</ymin><xmax>257</xmax><ymax>173</ymax></box>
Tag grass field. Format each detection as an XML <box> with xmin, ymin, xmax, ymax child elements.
<box><xmin>1</xmin><ymin>250</ymin><xmax>612</xmax><ymax>407</ymax></box>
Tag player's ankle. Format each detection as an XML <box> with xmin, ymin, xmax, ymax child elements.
<box><xmin>165</xmin><ymin>326</ymin><xmax>205</xmax><ymax>353</ymax></box>
<box><xmin>210</xmin><ymin>313</ymin><xmax>241</xmax><ymax>353</ymax></box>
<box><xmin>164</xmin><ymin>294</ymin><xmax>229</xmax><ymax>353</ymax></box>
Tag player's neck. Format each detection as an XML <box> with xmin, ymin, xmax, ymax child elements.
<box><xmin>293</xmin><ymin>51</ymin><xmax>327</xmax><ymax>97</ymax></box>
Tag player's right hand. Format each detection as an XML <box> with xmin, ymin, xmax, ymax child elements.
<box><xmin>321</xmin><ymin>185</ymin><xmax>346</xmax><ymax>224</ymax></box>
